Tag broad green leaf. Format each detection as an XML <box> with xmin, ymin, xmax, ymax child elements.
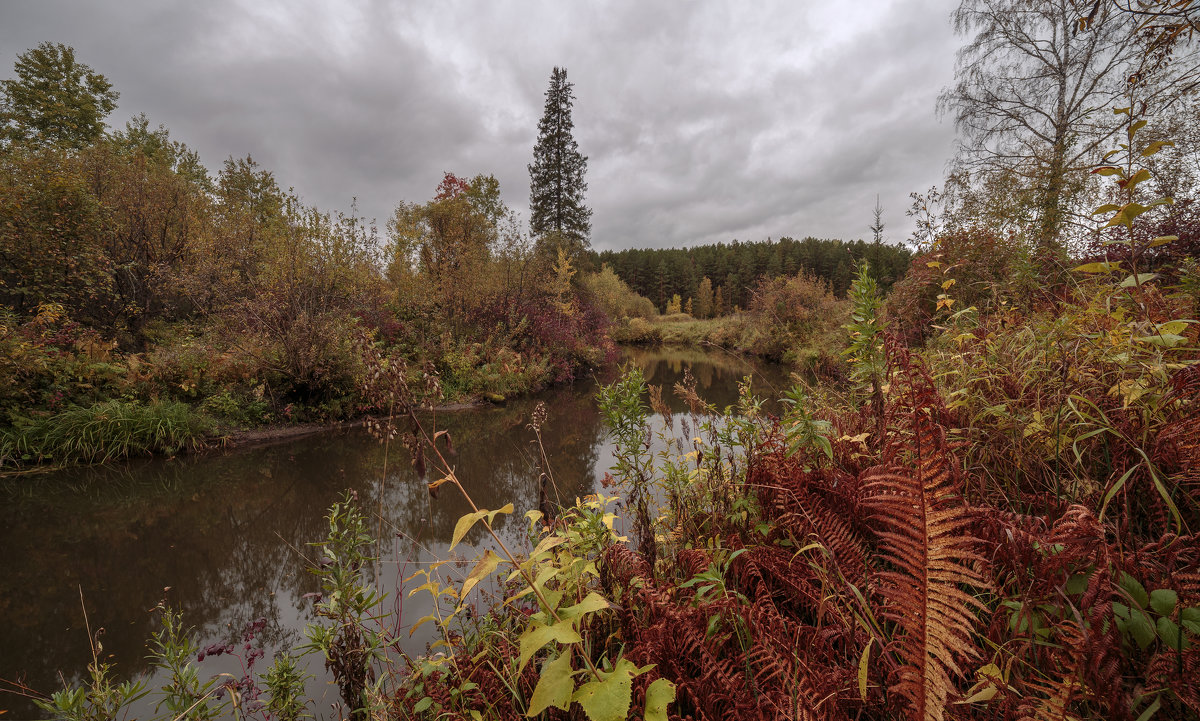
<box><xmin>1065</xmin><ymin>572</ymin><xmax>1090</xmax><ymax>595</ymax></box>
<box><xmin>572</xmin><ymin>658</ymin><xmax>636</xmax><ymax>721</ymax></box>
<box><xmin>1148</xmin><ymin>235</ymin><xmax>1179</xmax><ymax>247</ymax></box>
<box><xmin>644</xmin><ymin>678</ymin><xmax>676</xmax><ymax>721</ymax></box>
<box><xmin>1120</xmin><ymin>572</ymin><xmax>1150</xmax><ymax>609</ymax></box>
<box><xmin>1073</xmin><ymin>261</ymin><xmax>1120</xmax><ymax>273</ymax></box>
<box><xmin>560</xmin><ymin>592</ymin><xmax>611</xmax><ymax>620</ymax></box>
<box><xmin>1093</xmin><ymin>165</ymin><xmax>1123</xmax><ymax>176</ymax></box>
<box><xmin>1128</xmin><ymin>119</ymin><xmax>1147</xmax><ymax>138</ymax></box>
<box><xmin>1149</xmin><ymin>589</ymin><xmax>1178</xmax><ymax>616</ymax></box>
<box><xmin>518</xmin><ymin>619</ymin><xmax>583</xmax><ymax>673</ymax></box>
<box><xmin>526</xmin><ymin>651</ymin><xmax>576</xmax><ymax>716</ymax></box>
<box><xmin>1181</xmin><ymin>606</ymin><xmax>1200</xmax><ymax>635</ymax></box>
<box><xmin>460</xmin><ymin>550</ymin><xmax>501</xmax><ymax>601</ymax></box>
<box><xmin>1141</xmin><ymin>140</ymin><xmax>1174</xmax><ymax>157</ymax></box>
<box><xmin>1128</xmin><ymin>609</ymin><xmax>1156</xmax><ymax>650</ymax></box>
<box><xmin>1120</xmin><ymin>273</ymin><xmax>1159</xmax><ymax>287</ymax></box>
<box><xmin>1093</xmin><ymin>203</ymin><xmax>1122</xmax><ymax>215</ymax></box>
<box><xmin>413</xmin><ymin>696</ymin><xmax>433</xmax><ymax>713</ymax></box>
<box><xmin>1157</xmin><ymin>617</ymin><xmax>1187</xmax><ymax>650</ymax></box>
<box><xmin>451</xmin><ymin>509</ymin><xmax>489</xmax><ymax>551</ymax></box>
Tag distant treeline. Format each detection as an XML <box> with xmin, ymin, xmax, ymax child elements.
<box><xmin>592</xmin><ymin>237</ymin><xmax>912</xmax><ymax>314</ymax></box>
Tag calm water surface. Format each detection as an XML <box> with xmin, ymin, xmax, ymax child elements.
<box><xmin>0</xmin><ymin>347</ymin><xmax>791</xmax><ymax>719</ymax></box>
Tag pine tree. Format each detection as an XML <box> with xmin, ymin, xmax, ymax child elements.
<box><xmin>528</xmin><ymin>67</ymin><xmax>591</xmax><ymax>263</ymax></box>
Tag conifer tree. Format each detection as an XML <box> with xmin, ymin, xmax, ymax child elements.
<box><xmin>528</xmin><ymin>67</ymin><xmax>591</xmax><ymax>262</ymax></box>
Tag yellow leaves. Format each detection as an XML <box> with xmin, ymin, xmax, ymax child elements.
<box><xmin>518</xmin><ymin>619</ymin><xmax>583</xmax><ymax>673</ymax></box>
<box><xmin>936</xmin><ymin>294</ymin><xmax>956</xmax><ymax>311</ymax></box>
<box><xmin>449</xmin><ymin>503</ymin><xmax>513</xmax><ymax>550</ymax></box>
<box><xmin>526</xmin><ymin>651</ymin><xmax>577</xmax><ymax>716</ymax></box>
<box><xmin>460</xmin><ymin>550</ymin><xmax>502</xmax><ymax>601</ymax></box>
<box><xmin>957</xmin><ymin>662</ymin><xmax>1010</xmax><ymax>705</ymax></box>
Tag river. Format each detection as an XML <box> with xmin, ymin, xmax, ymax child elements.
<box><xmin>0</xmin><ymin>347</ymin><xmax>792</xmax><ymax>719</ymax></box>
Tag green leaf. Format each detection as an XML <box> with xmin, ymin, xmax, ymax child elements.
<box><xmin>1181</xmin><ymin>606</ymin><xmax>1200</xmax><ymax>635</ymax></box>
<box><xmin>1093</xmin><ymin>165</ymin><xmax>1123</xmax><ymax>176</ymax></box>
<box><xmin>1093</xmin><ymin>203</ymin><xmax>1122</xmax><ymax>215</ymax></box>
<box><xmin>1065</xmin><ymin>572</ymin><xmax>1090</xmax><ymax>595</ymax></box>
<box><xmin>572</xmin><ymin>658</ymin><xmax>636</xmax><ymax>721</ymax></box>
<box><xmin>518</xmin><ymin>619</ymin><xmax>583</xmax><ymax>673</ymax></box>
<box><xmin>460</xmin><ymin>550</ymin><xmax>502</xmax><ymax>601</ymax></box>
<box><xmin>1157</xmin><ymin>616</ymin><xmax>1186</xmax><ymax>650</ymax></box>
<box><xmin>526</xmin><ymin>651</ymin><xmax>577</xmax><ymax>716</ymax></box>
<box><xmin>413</xmin><ymin>696</ymin><xmax>434</xmax><ymax>713</ymax></box>
<box><xmin>1120</xmin><ymin>572</ymin><xmax>1150</xmax><ymax>609</ymax></box>
<box><xmin>1100</xmin><ymin>466</ymin><xmax>1137</xmax><ymax>522</ymax></box>
<box><xmin>1128</xmin><ymin>609</ymin><xmax>1156</xmax><ymax>650</ymax></box>
<box><xmin>1149</xmin><ymin>589</ymin><xmax>1178</xmax><ymax>617</ymax></box>
<box><xmin>1120</xmin><ymin>273</ymin><xmax>1159</xmax><ymax>287</ymax></box>
<box><xmin>1128</xmin><ymin>119</ymin><xmax>1148</xmax><ymax>138</ymax></box>
<box><xmin>644</xmin><ymin>678</ymin><xmax>676</xmax><ymax>721</ymax></box>
<box><xmin>1073</xmin><ymin>261</ymin><xmax>1120</xmax><ymax>273</ymax></box>
<box><xmin>450</xmin><ymin>509</ymin><xmax>489</xmax><ymax>551</ymax></box>
<box><xmin>1135</xmin><ymin>694</ymin><xmax>1162</xmax><ymax>721</ymax></box>
<box><xmin>1148</xmin><ymin>235</ymin><xmax>1179</xmax><ymax>247</ymax></box>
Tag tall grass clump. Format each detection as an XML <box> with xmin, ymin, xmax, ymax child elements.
<box><xmin>0</xmin><ymin>399</ymin><xmax>212</xmax><ymax>467</ymax></box>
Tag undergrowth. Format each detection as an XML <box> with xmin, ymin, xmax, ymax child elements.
<box><xmin>0</xmin><ymin>399</ymin><xmax>213</xmax><ymax>468</ymax></box>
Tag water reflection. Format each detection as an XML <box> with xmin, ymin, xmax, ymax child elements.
<box><xmin>0</xmin><ymin>349</ymin><xmax>790</xmax><ymax>719</ymax></box>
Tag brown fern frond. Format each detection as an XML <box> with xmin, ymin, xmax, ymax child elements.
<box><xmin>864</xmin><ymin>341</ymin><xmax>989</xmax><ymax>721</ymax></box>
<box><xmin>1016</xmin><ymin>621</ymin><xmax>1089</xmax><ymax>721</ymax></box>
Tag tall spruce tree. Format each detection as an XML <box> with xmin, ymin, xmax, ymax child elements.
<box><xmin>528</xmin><ymin>66</ymin><xmax>591</xmax><ymax>262</ymax></box>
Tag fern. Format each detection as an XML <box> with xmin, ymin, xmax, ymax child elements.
<box><xmin>864</xmin><ymin>343</ymin><xmax>988</xmax><ymax>721</ymax></box>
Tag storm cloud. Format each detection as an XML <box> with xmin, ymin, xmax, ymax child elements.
<box><xmin>0</xmin><ymin>0</ymin><xmax>963</xmax><ymax>250</ymax></box>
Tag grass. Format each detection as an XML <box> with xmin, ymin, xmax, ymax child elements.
<box><xmin>0</xmin><ymin>399</ymin><xmax>214</xmax><ymax>468</ymax></box>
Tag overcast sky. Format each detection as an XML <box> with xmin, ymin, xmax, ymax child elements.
<box><xmin>0</xmin><ymin>0</ymin><xmax>964</xmax><ymax>251</ymax></box>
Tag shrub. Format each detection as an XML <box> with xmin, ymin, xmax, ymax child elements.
<box><xmin>886</xmin><ymin>226</ymin><xmax>1035</xmax><ymax>346</ymax></box>
<box><xmin>609</xmin><ymin>316</ymin><xmax>662</xmax><ymax>344</ymax></box>
<box><xmin>579</xmin><ymin>264</ymin><xmax>657</xmax><ymax>321</ymax></box>
<box><xmin>745</xmin><ymin>272</ymin><xmax>843</xmax><ymax>361</ymax></box>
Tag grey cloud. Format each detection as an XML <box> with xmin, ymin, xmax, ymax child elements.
<box><xmin>0</xmin><ymin>0</ymin><xmax>963</xmax><ymax>250</ymax></box>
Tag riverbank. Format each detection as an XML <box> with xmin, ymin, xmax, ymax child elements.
<box><xmin>0</xmin><ymin>346</ymin><xmax>792</xmax><ymax>720</ymax></box>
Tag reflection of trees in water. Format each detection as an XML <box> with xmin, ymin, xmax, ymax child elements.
<box><xmin>380</xmin><ymin>388</ymin><xmax>604</xmax><ymax>547</ymax></box>
<box><xmin>0</xmin><ymin>349</ymin><xmax>784</xmax><ymax>717</ymax></box>
<box><xmin>0</xmin><ymin>390</ymin><xmax>607</xmax><ymax>717</ymax></box>
<box><xmin>621</xmin><ymin>347</ymin><xmax>792</xmax><ymax>411</ymax></box>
